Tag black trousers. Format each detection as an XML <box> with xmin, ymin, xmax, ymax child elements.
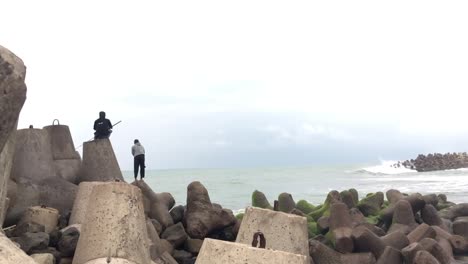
<box><xmin>134</xmin><ymin>154</ymin><xmax>145</xmax><ymax>179</ymax></box>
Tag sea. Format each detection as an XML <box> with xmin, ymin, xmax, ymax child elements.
<box><xmin>122</xmin><ymin>160</ymin><xmax>468</xmax><ymax>213</ymax></box>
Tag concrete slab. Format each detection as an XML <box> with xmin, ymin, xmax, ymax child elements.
<box><xmin>235</xmin><ymin>207</ymin><xmax>309</xmax><ymax>257</ymax></box>
<box><xmin>195</xmin><ymin>238</ymin><xmax>308</xmax><ymax>264</ymax></box>
<box><xmin>72</xmin><ymin>182</ymin><xmax>150</xmax><ymax>264</ymax></box>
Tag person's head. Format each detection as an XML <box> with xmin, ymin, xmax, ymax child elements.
<box><xmin>134</xmin><ymin>139</ymin><xmax>139</xmax><ymax>144</ymax></box>
<box><xmin>99</xmin><ymin>111</ymin><xmax>106</xmax><ymax>119</ymax></box>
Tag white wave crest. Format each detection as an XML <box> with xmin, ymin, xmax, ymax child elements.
<box><xmin>361</xmin><ymin>160</ymin><xmax>416</xmax><ymax>175</ymax></box>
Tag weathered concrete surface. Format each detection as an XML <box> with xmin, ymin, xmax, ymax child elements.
<box><xmin>0</xmin><ymin>232</ymin><xmax>37</xmax><ymax>264</ymax></box>
<box><xmin>236</xmin><ymin>207</ymin><xmax>309</xmax><ymax>257</ymax></box>
<box><xmin>43</xmin><ymin>124</ymin><xmax>80</xmax><ymax>160</ymax></box>
<box><xmin>196</xmin><ymin>238</ymin><xmax>308</xmax><ymax>264</ymax></box>
<box><xmin>0</xmin><ymin>131</ymin><xmax>16</xmax><ymax>226</ymax></box>
<box><xmin>69</xmin><ymin>181</ymin><xmax>105</xmax><ymax>225</ymax></box>
<box><xmin>78</xmin><ymin>139</ymin><xmax>123</xmax><ymax>182</ymax></box>
<box><xmin>0</xmin><ymin>45</ymin><xmax>27</xmax><ymax>155</ymax></box>
<box><xmin>10</xmin><ymin>128</ymin><xmax>55</xmax><ymax>183</ymax></box>
<box><xmin>83</xmin><ymin>258</ymin><xmax>136</xmax><ymax>264</ymax></box>
<box><xmin>19</xmin><ymin>206</ymin><xmax>59</xmax><ymax>233</ymax></box>
<box><xmin>0</xmin><ymin>45</ymin><xmax>27</xmax><ymax>228</ymax></box>
<box><xmin>31</xmin><ymin>253</ymin><xmax>55</xmax><ymax>264</ymax></box>
<box><xmin>73</xmin><ymin>182</ymin><xmax>150</xmax><ymax>264</ymax></box>
<box><xmin>5</xmin><ymin>176</ymin><xmax>77</xmax><ymax>227</ymax></box>
<box><xmin>54</xmin><ymin>159</ymin><xmax>81</xmax><ymax>184</ymax></box>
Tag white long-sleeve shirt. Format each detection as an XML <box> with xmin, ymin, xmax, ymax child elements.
<box><xmin>131</xmin><ymin>142</ymin><xmax>145</xmax><ymax>157</ymax></box>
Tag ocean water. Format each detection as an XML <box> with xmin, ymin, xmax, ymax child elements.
<box><xmin>122</xmin><ymin>160</ymin><xmax>468</xmax><ymax>211</ymax></box>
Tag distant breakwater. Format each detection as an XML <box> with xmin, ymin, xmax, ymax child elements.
<box><xmin>394</xmin><ymin>152</ymin><xmax>468</xmax><ymax>172</ymax></box>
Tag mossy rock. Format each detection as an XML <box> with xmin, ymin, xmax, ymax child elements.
<box><xmin>252</xmin><ymin>190</ymin><xmax>273</xmax><ymax>209</ymax></box>
<box><xmin>365</xmin><ymin>215</ymin><xmax>380</xmax><ymax>225</ymax></box>
<box><xmin>307</xmin><ymin>191</ymin><xmax>340</xmax><ymax>221</ymax></box>
<box><xmin>307</xmin><ymin>221</ymin><xmax>318</xmax><ymax>238</ymax></box>
<box><xmin>340</xmin><ymin>190</ymin><xmax>356</xmax><ymax>209</ymax></box>
<box><xmin>357</xmin><ymin>192</ymin><xmax>384</xmax><ymax>216</ymax></box>
<box><xmin>349</xmin><ymin>188</ymin><xmax>359</xmax><ymax>204</ymax></box>
<box><xmin>296</xmin><ymin>200</ymin><xmax>315</xmax><ymax>214</ymax></box>
<box><xmin>235</xmin><ymin>213</ymin><xmax>244</xmax><ymax>220</ymax></box>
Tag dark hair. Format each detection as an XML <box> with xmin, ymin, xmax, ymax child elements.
<box><xmin>134</xmin><ymin>139</ymin><xmax>139</xmax><ymax>144</ymax></box>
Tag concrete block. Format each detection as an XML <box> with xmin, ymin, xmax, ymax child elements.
<box><xmin>31</xmin><ymin>253</ymin><xmax>55</xmax><ymax>264</ymax></box>
<box><xmin>236</xmin><ymin>207</ymin><xmax>308</xmax><ymax>257</ymax></box>
<box><xmin>19</xmin><ymin>206</ymin><xmax>59</xmax><ymax>233</ymax></box>
<box><xmin>78</xmin><ymin>139</ymin><xmax>123</xmax><ymax>182</ymax></box>
<box><xmin>10</xmin><ymin>128</ymin><xmax>56</xmax><ymax>183</ymax></box>
<box><xmin>196</xmin><ymin>238</ymin><xmax>308</xmax><ymax>264</ymax></box>
<box><xmin>43</xmin><ymin>124</ymin><xmax>81</xmax><ymax>160</ymax></box>
<box><xmin>0</xmin><ymin>232</ymin><xmax>37</xmax><ymax>264</ymax></box>
<box><xmin>72</xmin><ymin>182</ymin><xmax>150</xmax><ymax>264</ymax></box>
<box><xmin>83</xmin><ymin>258</ymin><xmax>136</xmax><ymax>264</ymax></box>
<box><xmin>69</xmin><ymin>181</ymin><xmax>106</xmax><ymax>225</ymax></box>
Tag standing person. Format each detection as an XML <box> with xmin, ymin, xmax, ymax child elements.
<box><xmin>93</xmin><ymin>111</ymin><xmax>113</xmax><ymax>139</ymax></box>
<box><xmin>132</xmin><ymin>139</ymin><xmax>146</xmax><ymax>180</ymax></box>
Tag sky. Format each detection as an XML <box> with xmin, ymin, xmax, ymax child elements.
<box><xmin>1</xmin><ymin>1</ymin><xmax>468</xmax><ymax>170</ymax></box>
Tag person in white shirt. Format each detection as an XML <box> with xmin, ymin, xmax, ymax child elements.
<box><xmin>131</xmin><ymin>139</ymin><xmax>145</xmax><ymax>180</ymax></box>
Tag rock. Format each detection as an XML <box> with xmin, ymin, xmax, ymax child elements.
<box><xmin>340</xmin><ymin>190</ymin><xmax>357</xmax><ymax>209</ymax></box>
<box><xmin>59</xmin><ymin>258</ymin><xmax>73</xmax><ymax>264</ymax></box>
<box><xmin>453</xmin><ymin>217</ymin><xmax>468</xmax><ymax>238</ymax></box>
<box><xmin>12</xmin><ymin>222</ymin><xmax>45</xmax><ymax>237</ymax></box>
<box><xmin>375</xmin><ymin>246</ymin><xmax>402</xmax><ymax>264</ymax></box>
<box><xmin>151</xmin><ymin>218</ymin><xmax>163</xmax><ymax>235</ymax></box>
<box><xmin>30</xmin><ymin>247</ymin><xmax>61</xmax><ymax>264</ymax></box>
<box><xmin>251</xmin><ymin>190</ymin><xmax>272</xmax><ymax>209</ymax></box>
<box><xmin>380</xmin><ymin>231</ymin><xmax>409</xmax><ymax>250</ymax></box>
<box><xmin>309</xmin><ymin>240</ymin><xmax>343</xmax><ymax>264</ymax></box>
<box><xmin>413</xmin><ymin>250</ymin><xmax>441</xmax><ymax>264</ymax></box>
<box><xmin>49</xmin><ymin>229</ymin><xmax>62</xmax><ymax>247</ymax></box>
<box><xmin>419</xmin><ymin>238</ymin><xmax>451</xmax><ymax>264</ymax></box>
<box><xmin>154</xmin><ymin>251</ymin><xmax>181</xmax><ymax>264</ymax></box>
<box><xmin>341</xmin><ymin>252</ymin><xmax>375</xmax><ymax>264</ymax></box>
<box><xmin>278</xmin><ymin>192</ymin><xmax>296</xmax><ymax>213</ymax></box>
<box><xmin>421</xmin><ymin>204</ymin><xmax>446</xmax><ymax>229</ymax></box>
<box><xmin>169</xmin><ymin>205</ymin><xmax>185</xmax><ymax>224</ymax></box>
<box><xmin>296</xmin><ymin>200</ymin><xmax>315</xmax><ymax>214</ymax></box>
<box><xmin>379</xmin><ymin>194</ymin><xmax>425</xmax><ymax>225</ymax></box>
<box><xmin>5</xmin><ymin>177</ymin><xmax>77</xmax><ymax>226</ymax></box>
<box><xmin>328</xmin><ymin>202</ymin><xmax>353</xmax><ymax>253</ymax></box>
<box><xmin>30</xmin><ymin>253</ymin><xmax>55</xmax><ymax>264</ymax></box>
<box><xmin>357</xmin><ymin>192</ymin><xmax>384</xmax><ymax>216</ymax></box>
<box><xmin>15</xmin><ymin>232</ymin><xmax>50</xmax><ymax>253</ymax></box>
<box><xmin>352</xmin><ymin>226</ymin><xmax>385</xmax><ymax>258</ymax></box>
<box><xmin>57</xmin><ymin>226</ymin><xmax>79</xmax><ymax>257</ymax></box>
<box><xmin>407</xmin><ymin>223</ymin><xmax>436</xmax><ymax>244</ymax></box>
<box><xmin>184</xmin><ymin>238</ymin><xmax>203</xmax><ymax>254</ymax></box>
<box><xmin>161</xmin><ymin>222</ymin><xmax>188</xmax><ymax>248</ymax></box>
<box><xmin>402</xmin><ymin>242</ymin><xmax>424</xmax><ymax>264</ymax></box>
<box><xmin>439</xmin><ymin>203</ymin><xmax>468</xmax><ymax>220</ymax></box>
<box><xmin>160</xmin><ymin>239</ymin><xmax>174</xmax><ymax>255</ymax></box>
<box><xmin>184</xmin><ymin>181</ymin><xmax>236</xmax><ymax>239</ymax></box>
<box><xmin>308</xmin><ymin>190</ymin><xmax>342</xmax><ymax>221</ymax></box>
<box><xmin>172</xmin><ymin>249</ymin><xmax>192</xmax><ymax>263</ymax></box>
<box><xmin>0</xmin><ymin>45</ymin><xmax>27</xmax><ymax>227</ymax></box>
<box><xmin>387</xmin><ymin>200</ymin><xmax>418</xmax><ymax>234</ymax></box>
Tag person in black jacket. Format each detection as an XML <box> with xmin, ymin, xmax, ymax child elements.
<box><xmin>94</xmin><ymin>111</ymin><xmax>113</xmax><ymax>139</ymax></box>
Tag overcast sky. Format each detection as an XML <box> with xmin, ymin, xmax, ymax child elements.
<box><xmin>1</xmin><ymin>1</ymin><xmax>468</xmax><ymax>170</ymax></box>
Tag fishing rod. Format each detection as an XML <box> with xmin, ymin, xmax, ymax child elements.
<box><xmin>75</xmin><ymin>120</ymin><xmax>122</xmax><ymax>150</ymax></box>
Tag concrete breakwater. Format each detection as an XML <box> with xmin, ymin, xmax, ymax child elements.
<box><xmin>395</xmin><ymin>152</ymin><xmax>468</xmax><ymax>172</ymax></box>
